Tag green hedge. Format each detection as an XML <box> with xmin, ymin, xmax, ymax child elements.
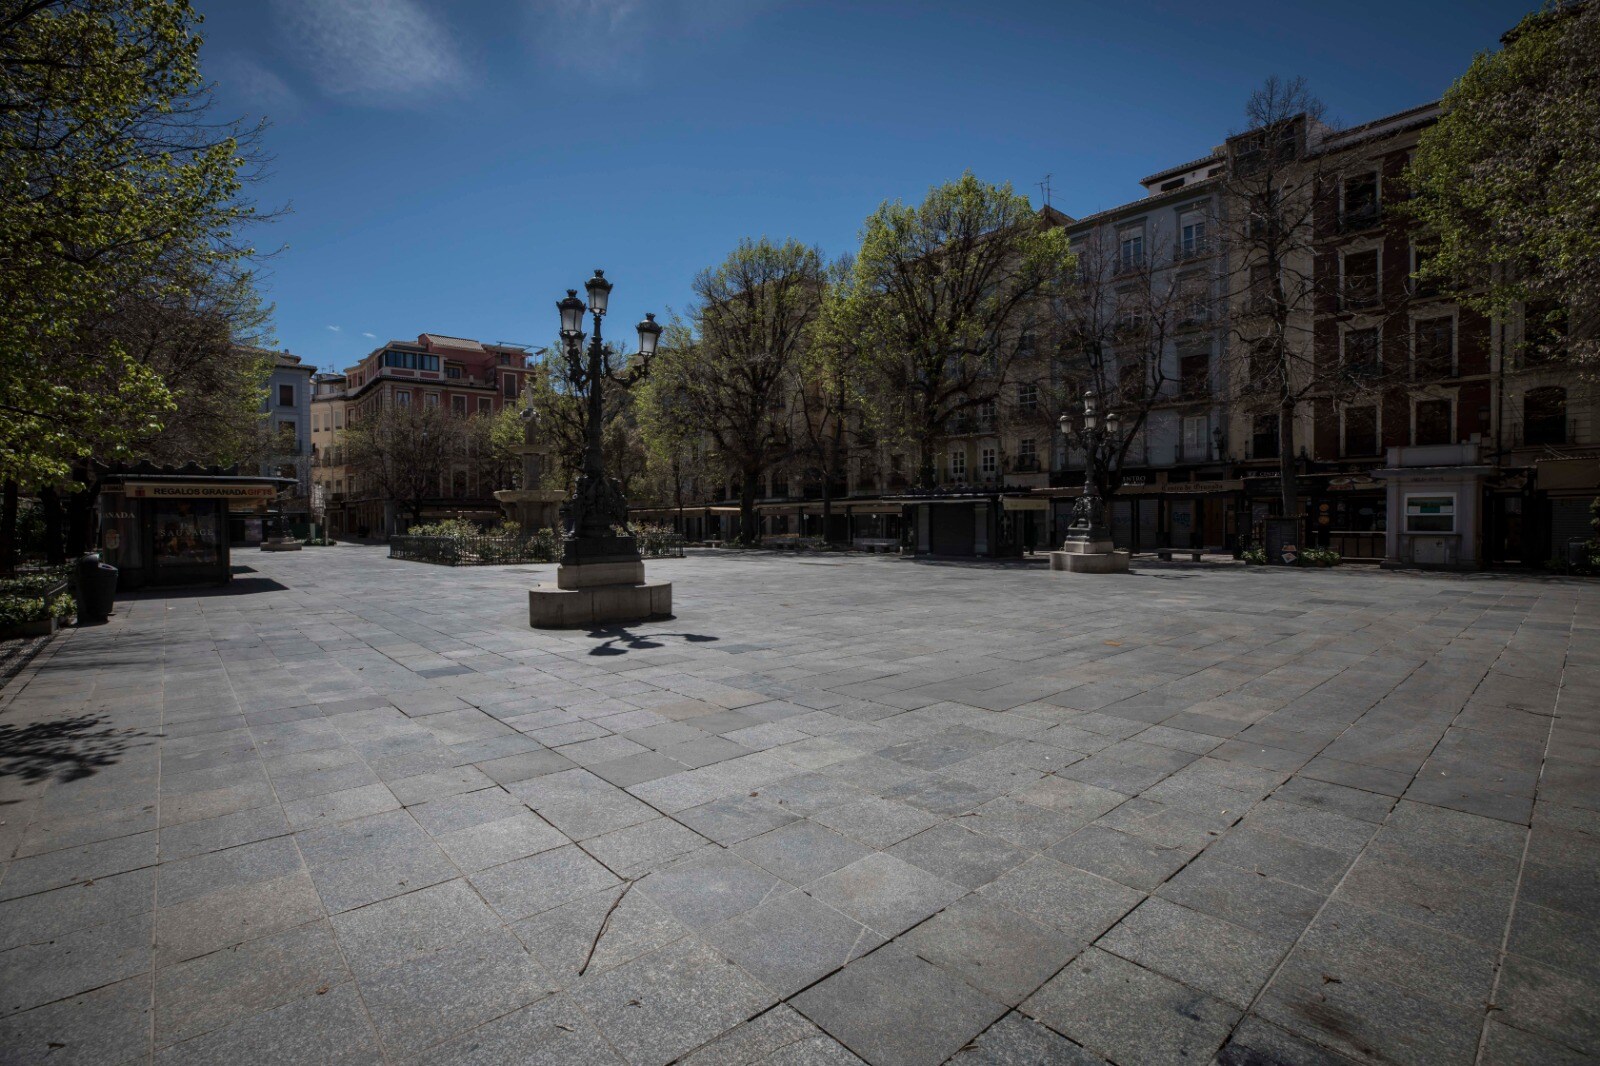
<box><xmin>0</xmin><ymin>567</ymin><xmax>73</xmax><ymax>628</ymax></box>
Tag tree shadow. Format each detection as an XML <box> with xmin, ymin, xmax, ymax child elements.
<box><xmin>585</xmin><ymin>627</ymin><xmax>720</xmax><ymax>656</ymax></box>
<box><xmin>0</xmin><ymin>714</ymin><xmax>150</xmax><ymax>785</ymax></box>
<box><xmin>122</xmin><ymin>576</ymin><xmax>288</xmax><ymax>599</ymax></box>
<box><xmin>909</xmin><ymin>556</ymin><xmax>1051</xmax><ymax>570</ymax></box>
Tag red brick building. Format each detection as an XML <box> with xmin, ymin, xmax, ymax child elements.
<box><xmin>332</xmin><ymin>333</ymin><xmax>537</xmax><ymax>536</ymax></box>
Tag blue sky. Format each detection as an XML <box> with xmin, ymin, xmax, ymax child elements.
<box><xmin>200</xmin><ymin>0</ymin><xmax>1536</xmax><ymax>373</ymax></box>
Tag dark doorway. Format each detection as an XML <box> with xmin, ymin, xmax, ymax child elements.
<box><xmin>1485</xmin><ymin>492</ymin><xmax>1527</xmax><ymax>565</ymax></box>
<box><xmin>928</xmin><ymin>505</ymin><xmax>975</xmax><ymax>555</ymax></box>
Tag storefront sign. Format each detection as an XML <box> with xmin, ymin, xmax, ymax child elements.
<box><xmin>122</xmin><ymin>481</ymin><xmax>277</xmax><ymax>500</ymax></box>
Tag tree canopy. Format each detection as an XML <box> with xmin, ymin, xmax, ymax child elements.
<box><xmin>1407</xmin><ymin>2</ymin><xmax>1600</xmax><ymax>369</ymax></box>
<box><xmin>651</xmin><ymin>236</ymin><xmax>829</xmax><ymax>543</ymax></box>
<box><xmin>846</xmin><ymin>172</ymin><xmax>1074</xmax><ymax>485</ymax></box>
<box><xmin>0</xmin><ymin>0</ymin><xmax>263</xmax><ymax>487</ymax></box>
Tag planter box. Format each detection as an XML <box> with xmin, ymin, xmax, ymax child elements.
<box><xmin>0</xmin><ymin>614</ymin><xmax>67</xmax><ymax>639</ymax></box>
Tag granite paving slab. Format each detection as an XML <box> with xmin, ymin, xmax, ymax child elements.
<box><xmin>0</xmin><ymin>547</ymin><xmax>1592</xmax><ymax>1065</ymax></box>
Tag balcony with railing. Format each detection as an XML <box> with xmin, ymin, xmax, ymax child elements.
<box><xmin>1174</xmin><ymin>439</ymin><xmax>1220</xmax><ymax>463</ymax></box>
<box><xmin>1115</xmin><ymin>251</ymin><xmax>1146</xmax><ymax>277</ymax></box>
<box><xmin>947</xmin><ymin>413</ymin><xmax>998</xmax><ymax>436</ymax></box>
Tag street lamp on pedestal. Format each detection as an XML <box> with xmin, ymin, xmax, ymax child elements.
<box><xmin>528</xmin><ymin>269</ymin><xmax>673</xmax><ymax>627</ymax></box>
<box><xmin>1058</xmin><ymin>389</ymin><xmax>1115</xmax><ymax>549</ymax></box>
<box><xmin>555</xmin><ymin>270</ymin><xmax>663</xmax><ymax>563</ymax></box>
<box><xmin>1049</xmin><ymin>388</ymin><xmax>1130</xmax><ymax>574</ymax></box>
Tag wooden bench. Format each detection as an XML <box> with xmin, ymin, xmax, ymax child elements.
<box><xmin>1157</xmin><ymin>548</ymin><xmax>1205</xmax><ymax>562</ymax></box>
<box><xmin>853</xmin><ymin>538</ymin><xmax>900</xmax><ymax>554</ymax></box>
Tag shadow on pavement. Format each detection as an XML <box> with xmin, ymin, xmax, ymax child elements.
<box><xmin>0</xmin><ymin>714</ymin><xmax>150</xmax><ymax>785</ymax></box>
<box><xmin>585</xmin><ymin>627</ymin><xmax>720</xmax><ymax>656</ymax></box>
<box><xmin>121</xmin><ymin>576</ymin><xmax>289</xmax><ymax>599</ymax></box>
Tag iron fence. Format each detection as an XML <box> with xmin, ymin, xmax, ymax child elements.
<box><xmin>389</xmin><ymin>535</ymin><xmax>556</xmax><ymax>566</ymax></box>
<box><xmin>390</xmin><ymin>532</ymin><xmax>684</xmax><ymax>565</ymax></box>
<box><xmin>639</xmin><ymin>533</ymin><xmax>687</xmax><ymax>558</ymax></box>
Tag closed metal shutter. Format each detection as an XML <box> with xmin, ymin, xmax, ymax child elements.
<box><xmin>1140</xmin><ymin>499</ymin><xmax>1160</xmax><ymax>550</ymax></box>
<box><xmin>1111</xmin><ymin>500</ymin><xmax>1133</xmax><ymax>549</ymax></box>
<box><xmin>1550</xmin><ymin>499</ymin><xmax>1592</xmax><ymax>561</ymax></box>
<box><xmin>929</xmin><ymin>504</ymin><xmax>975</xmax><ymax>556</ymax></box>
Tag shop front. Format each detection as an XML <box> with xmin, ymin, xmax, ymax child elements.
<box><xmin>1534</xmin><ymin>457</ymin><xmax>1600</xmax><ymax>567</ymax></box>
<box><xmin>1002</xmin><ymin>495</ymin><xmax>1050</xmax><ymax>554</ymax></box>
<box><xmin>1046</xmin><ymin>479</ymin><xmax>1242</xmax><ymax>554</ymax></box>
<box><xmin>902</xmin><ymin>493</ymin><xmax>1027</xmax><ymax>558</ymax></box>
<box><xmin>1306</xmin><ymin>475</ymin><xmax>1387</xmax><ymax>561</ymax></box>
<box><xmin>98</xmin><ymin>472</ymin><xmax>292</xmax><ymax>588</ymax></box>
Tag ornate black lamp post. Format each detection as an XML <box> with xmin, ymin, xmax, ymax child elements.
<box><xmin>555</xmin><ymin>270</ymin><xmax>663</xmax><ymax>565</ymax></box>
<box><xmin>1058</xmin><ymin>389</ymin><xmax>1120</xmax><ymax>546</ymax></box>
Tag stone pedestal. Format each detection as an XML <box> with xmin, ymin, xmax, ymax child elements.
<box><xmin>1049</xmin><ymin>539</ymin><xmax>1130</xmax><ymax>574</ymax></box>
<box><xmin>530</xmin><ymin>552</ymin><xmax>673</xmax><ymax>629</ymax></box>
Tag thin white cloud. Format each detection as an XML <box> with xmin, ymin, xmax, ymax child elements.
<box><xmin>326</xmin><ymin>325</ymin><xmax>342</xmax><ymax>332</ymax></box>
<box><xmin>271</xmin><ymin>0</ymin><xmax>466</xmax><ymax>105</ymax></box>
<box><xmin>213</xmin><ymin>53</ymin><xmax>301</xmax><ymax>118</ymax></box>
<box><xmin>526</xmin><ymin>0</ymin><xmax>767</xmax><ymax>81</ymax></box>
<box><xmin>362</xmin><ymin>332</ymin><xmax>377</xmax><ymax>339</ymax></box>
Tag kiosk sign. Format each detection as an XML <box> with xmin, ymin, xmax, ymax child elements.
<box><xmin>124</xmin><ymin>481</ymin><xmax>277</xmax><ymax>501</ymax></box>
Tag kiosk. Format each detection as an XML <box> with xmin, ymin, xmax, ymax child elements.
<box><xmin>98</xmin><ymin>467</ymin><xmax>295</xmax><ymax>588</ymax></box>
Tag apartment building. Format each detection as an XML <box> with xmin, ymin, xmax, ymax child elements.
<box><xmin>677</xmin><ymin>98</ymin><xmax>1594</xmax><ymax>566</ymax></box>
<box><xmin>1044</xmin><ymin>156</ymin><xmax>1232</xmax><ymax>552</ymax></box>
<box><xmin>260</xmin><ymin>350</ymin><xmax>315</xmax><ymax>528</ymax></box>
<box><xmin>334</xmin><ymin>333</ymin><xmax>537</xmax><ymax>536</ymax></box>
<box><xmin>309</xmin><ymin>371</ymin><xmax>350</xmax><ymax>536</ymax></box>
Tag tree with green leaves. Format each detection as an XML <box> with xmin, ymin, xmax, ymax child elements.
<box><xmin>846</xmin><ymin>172</ymin><xmax>1074</xmax><ymax>487</ymax></box>
<box><xmin>635</xmin><ymin>375</ymin><xmax>711</xmax><ymax>531</ymax></box>
<box><xmin>522</xmin><ymin>347</ymin><xmax>645</xmax><ymax>499</ymax></box>
<box><xmin>467</xmin><ymin>403</ymin><xmax>524</xmax><ymax>497</ymax></box>
<box><xmin>793</xmin><ymin>258</ymin><xmax>863</xmax><ymax>539</ymax></box>
<box><xmin>1406</xmin><ymin>2</ymin><xmax>1599</xmax><ymax>371</ymax></box>
<box><xmin>654</xmin><ymin>237</ymin><xmax>829</xmax><ymax>543</ymax></box>
<box><xmin>1</xmin><ymin>0</ymin><xmax>267</xmax><ymax>566</ymax></box>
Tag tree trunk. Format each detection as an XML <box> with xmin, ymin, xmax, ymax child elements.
<box><xmin>917</xmin><ymin>428</ymin><xmax>938</xmax><ymax>489</ymax></box>
<box><xmin>40</xmin><ymin>487</ymin><xmax>64</xmax><ymax>565</ymax></box>
<box><xmin>1</xmin><ymin>480</ymin><xmax>17</xmax><ymax>575</ymax></box>
<box><xmin>1277</xmin><ymin>397</ymin><xmax>1298</xmax><ymax>519</ymax></box>
<box><xmin>66</xmin><ymin>476</ymin><xmax>97</xmax><ymax>556</ymax></box>
<box><xmin>822</xmin><ymin>427</ymin><xmax>843</xmax><ymax>543</ymax></box>
<box><xmin>739</xmin><ymin>470</ymin><xmax>760</xmax><ymax>545</ymax></box>
<box><xmin>672</xmin><ymin>457</ymin><xmax>684</xmax><ymax>535</ymax></box>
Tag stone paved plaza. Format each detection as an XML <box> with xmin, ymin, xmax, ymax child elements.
<box><xmin>1</xmin><ymin>546</ymin><xmax>1597</xmax><ymax>1065</ymax></box>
